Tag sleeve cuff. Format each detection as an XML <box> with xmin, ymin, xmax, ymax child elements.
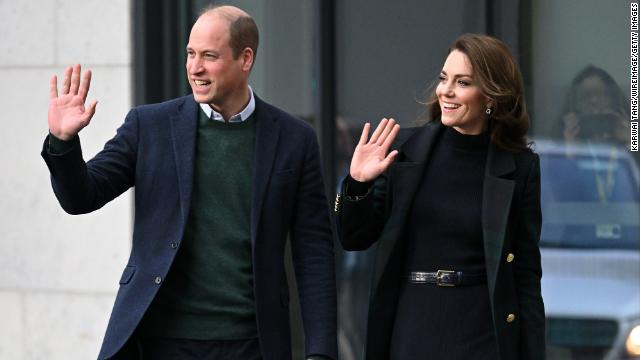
<box><xmin>345</xmin><ymin>175</ymin><xmax>373</xmax><ymax>196</ymax></box>
<box><xmin>48</xmin><ymin>133</ymin><xmax>78</xmax><ymax>154</ymax></box>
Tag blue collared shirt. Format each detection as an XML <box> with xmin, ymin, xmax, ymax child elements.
<box><xmin>199</xmin><ymin>86</ymin><xmax>256</xmax><ymax>123</ymax></box>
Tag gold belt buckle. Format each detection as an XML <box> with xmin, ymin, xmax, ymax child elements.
<box><xmin>436</xmin><ymin>269</ymin><xmax>456</xmax><ymax>287</ymax></box>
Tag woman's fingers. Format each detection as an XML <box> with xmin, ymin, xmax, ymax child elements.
<box><xmin>381</xmin><ymin>123</ymin><xmax>400</xmax><ymax>150</ymax></box>
<box><xmin>358</xmin><ymin>122</ymin><xmax>371</xmax><ymax>146</ymax></box>
<box><xmin>368</xmin><ymin>118</ymin><xmax>388</xmax><ymax>144</ymax></box>
<box><xmin>383</xmin><ymin>150</ymin><xmax>399</xmax><ymax>165</ymax></box>
<box><xmin>350</xmin><ymin>118</ymin><xmax>399</xmax><ymax>182</ymax></box>
<box><xmin>376</xmin><ymin>118</ymin><xmax>396</xmax><ymax>145</ymax></box>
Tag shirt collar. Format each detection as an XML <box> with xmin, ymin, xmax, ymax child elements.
<box><xmin>199</xmin><ymin>86</ymin><xmax>255</xmax><ymax>123</ymax></box>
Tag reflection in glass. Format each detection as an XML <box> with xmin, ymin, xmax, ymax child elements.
<box><xmin>537</xmin><ymin>140</ymin><xmax>640</xmax><ymax>359</ymax></box>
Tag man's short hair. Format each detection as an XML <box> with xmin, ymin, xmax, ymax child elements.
<box><xmin>200</xmin><ymin>5</ymin><xmax>259</xmax><ymax>62</ymax></box>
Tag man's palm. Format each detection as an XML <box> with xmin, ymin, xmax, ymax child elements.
<box><xmin>48</xmin><ymin>64</ymin><xmax>97</xmax><ymax>140</ymax></box>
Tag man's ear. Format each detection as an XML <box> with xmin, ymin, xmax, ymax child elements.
<box><xmin>242</xmin><ymin>47</ymin><xmax>254</xmax><ymax>72</ymax></box>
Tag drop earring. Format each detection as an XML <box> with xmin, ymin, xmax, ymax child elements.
<box><xmin>485</xmin><ymin>107</ymin><xmax>492</xmax><ymax>115</ymax></box>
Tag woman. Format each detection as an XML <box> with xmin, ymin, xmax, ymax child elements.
<box><xmin>555</xmin><ymin>65</ymin><xmax>630</xmax><ymax>144</ymax></box>
<box><xmin>335</xmin><ymin>34</ymin><xmax>545</xmax><ymax>359</ymax></box>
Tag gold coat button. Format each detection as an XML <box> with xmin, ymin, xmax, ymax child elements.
<box><xmin>506</xmin><ymin>253</ymin><xmax>515</xmax><ymax>263</ymax></box>
<box><xmin>506</xmin><ymin>313</ymin><xmax>516</xmax><ymax>323</ymax></box>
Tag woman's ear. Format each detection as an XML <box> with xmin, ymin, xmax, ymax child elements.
<box><xmin>486</xmin><ymin>98</ymin><xmax>494</xmax><ymax>109</ymax></box>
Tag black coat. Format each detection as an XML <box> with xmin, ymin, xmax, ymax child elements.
<box><xmin>335</xmin><ymin>121</ymin><xmax>545</xmax><ymax>360</ymax></box>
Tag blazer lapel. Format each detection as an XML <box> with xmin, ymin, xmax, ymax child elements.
<box><xmin>251</xmin><ymin>96</ymin><xmax>281</xmax><ymax>246</ymax></box>
<box><xmin>482</xmin><ymin>144</ymin><xmax>516</xmax><ymax>297</ymax></box>
<box><xmin>372</xmin><ymin>121</ymin><xmax>444</xmax><ymax>289</ymax></box>
<box><xmin>170</xmin><ymin>96</ymin><xmax>198</xmax><ymax>225</ymax></box>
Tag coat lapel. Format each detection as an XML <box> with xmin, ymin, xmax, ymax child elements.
<box><xmin>372</xmin><ymin>121</ymin><xmax>444</xmax><ymax>289</ymax></box>
<box><xmin>170</xmin><ymin>96</ymin><xmax>198</xmax><ymax>225</ymax></box>
<box><xmin>482</xmin><ymin>144</ymin><xmax>516</xmax><ymax>297</ymax></box>
<box><xmin>251</xmin><ymin>96</ymin><xmax>281</xmax><ymax>245</ymax></box>
<box><xmin>371</xmin><ymin>122</ymin><xmax>517</xmax><ymax>299</ymax></box>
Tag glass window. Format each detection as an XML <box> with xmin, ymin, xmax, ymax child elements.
<box><xmin>334</xmin><ymin>2</ymin><xmax>486</xmax><ymax>359</ymax></box>
<box><xmin>522</xmin><ymin>1</ymin><xmax>640</xmax><ymax>358</ymax></box>
<box><xmin>192</xmin><ymin>0</ymin><xmax>315</xmax><ymax>122</ymax></box>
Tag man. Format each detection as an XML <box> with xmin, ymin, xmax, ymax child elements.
<box><xmin>42</xmin><ymin>5</ymin><xmax>336</xmax><ymax>360</ymax></box>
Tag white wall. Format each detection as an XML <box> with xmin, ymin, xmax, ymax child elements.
<box><xmin>0</xmin><ymin>1</ymin><xmax>132</xmax><ymax>359</ymax></box>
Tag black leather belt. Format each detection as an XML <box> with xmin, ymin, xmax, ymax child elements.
<box><xmin>407</xmin><ymin>270</ymin><xmax>486</xmax><ymax>287</ymax></box>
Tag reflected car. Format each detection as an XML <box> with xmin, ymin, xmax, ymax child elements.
<box><xmin>536</xmin><ymin>140</ymin><xmax>640</xmax><ymax>359</ymax></box>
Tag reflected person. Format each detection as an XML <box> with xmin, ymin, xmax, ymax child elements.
<box><xmin>556</xmin><ymin>65</ymin><xmax>630</xmax><ymax>145</ymax></box>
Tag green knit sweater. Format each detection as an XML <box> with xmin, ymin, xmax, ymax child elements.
<box><xmin>140</xmin><ymin>109</ymin><xmax>258</xmax><ymax>340</ymax></box>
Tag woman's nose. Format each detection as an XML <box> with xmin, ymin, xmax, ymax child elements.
<box><xmin>443</xmin><ymin>84</ymin><xmax>454</xmax><ymax>97</ymax></box>
<box><xmin>438</xmin><ymin>82</ymin><xmax>454</xmax><ymax>97</ymax></box>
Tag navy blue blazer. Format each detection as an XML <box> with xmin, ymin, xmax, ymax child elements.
<box><xmin>42</xmin><ymin>95</ymin><xmax>337</xmax><ymax>360</ymax></box>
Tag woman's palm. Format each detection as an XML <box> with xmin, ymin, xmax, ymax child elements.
<box><xmin>350</xmin><ymin>118</ymin><xmax>400</xmax><ymax>182</ymax></box>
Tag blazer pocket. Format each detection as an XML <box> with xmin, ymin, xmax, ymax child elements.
<box><xmin>390</xmin><ymin>161</ymin><xmax>420</xmax><ymax>168</ymax></box>
<box><xmin>119</xmin><ymin>265</ymin><xmax>136</xmax><ymax>285</ymax></box>
<box><xmin>271</xmin><ymin>168</ymin><xmax>295</xmax><ymax>185</ymax></box>
<box><xmin>388</xmin><ymin>161</ymin><xmax>421</xmax><ymax>179</ymax></box>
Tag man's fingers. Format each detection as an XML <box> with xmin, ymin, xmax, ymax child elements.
<box><xmin>358</xmin><ymin>122</ymin><xmax>371</xmax><ymax>145</ymax></box>
<box><xmin>376</xmin><ymin>118</ymin><xmax>396</xmax><ymax>145</ymax></box>
<box><xmin>69</xmin><ymin>64</ymin><xmax>81</xmax><ymax>95</ymax></box>
<box><xmin>78</xmin><ymin>69</ymin><xmax>92</xmax><ymax>102</ymax></box>
<box><xmin>381</xmin><ymin>123</ymin><xmax>400</xmax><ymax>150</ymax></box>
<box><xmin>50</xmin><ymin>75</ymin><xmax>58</xmax><ymax>99</ymax></box>
<box><xmin>61</xmin><ymin>66</ymin><xmax>72</xmax><ymax>95</ymax></box>
<box><xmin>369</xmin><ymin>118</ymin><xmax>388</xmax><ymax>144</ymax></box>
<box><xmin>84</xmin><ymin>100</ymin><xmax>98</xmax><ymax>122</ymax></box>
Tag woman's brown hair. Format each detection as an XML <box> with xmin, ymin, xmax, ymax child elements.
<box><xmin>427</xmin><ymin>33</ymin><xmax>530</xmax><ymax>152</ymax></box>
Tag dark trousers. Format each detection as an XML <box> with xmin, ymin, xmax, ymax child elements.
<box><xmin>111</xmin><ymin>336</ymin><xmax>262</xmax><ymax>360</ymax></box>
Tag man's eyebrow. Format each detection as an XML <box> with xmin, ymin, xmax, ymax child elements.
<box><xmin>186</xmin><ymin>47</ymin><xmax>220</xmax><ymax>54</ymax></box>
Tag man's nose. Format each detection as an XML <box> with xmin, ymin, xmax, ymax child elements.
<box><xmin>189</xmin><ymin>58</ymin><xmax>203</xmax><ymax>74</ymax></box>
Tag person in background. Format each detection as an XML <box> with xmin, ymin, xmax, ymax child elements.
<box><xmin>42</xmin><ymin>5</ymin><xmax>336</xmax><ymax>360</ymax></box>
<box><xmin>555</xmin><ymin>65</ymin><xmax>630</xmax><ymax>145</ymax></box>
<box><xmin>334</xmin><ymin>33</ymin><xmax>545</xmax><ymax>360</ymax></box>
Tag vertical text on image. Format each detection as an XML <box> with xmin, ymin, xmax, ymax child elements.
<box><xmin>631</xmin><ymin>3</ymin><xmax>638</xmax><ymax>150</ymax></box>
<box><xmin>630</xmin><ymin>31</ymin><xmax>638</xmax><ymax>121</ymax></box>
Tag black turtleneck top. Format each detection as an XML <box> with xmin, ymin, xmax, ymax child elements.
<box><xmin>389</xmin><ymin>126</ymin><xmax>498</xmax><ymax>360</ymax></box>
<box><xmin>403</xmin><ymin>125</ymin><xmax>489</xmax><ymax>274</ymax></box>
